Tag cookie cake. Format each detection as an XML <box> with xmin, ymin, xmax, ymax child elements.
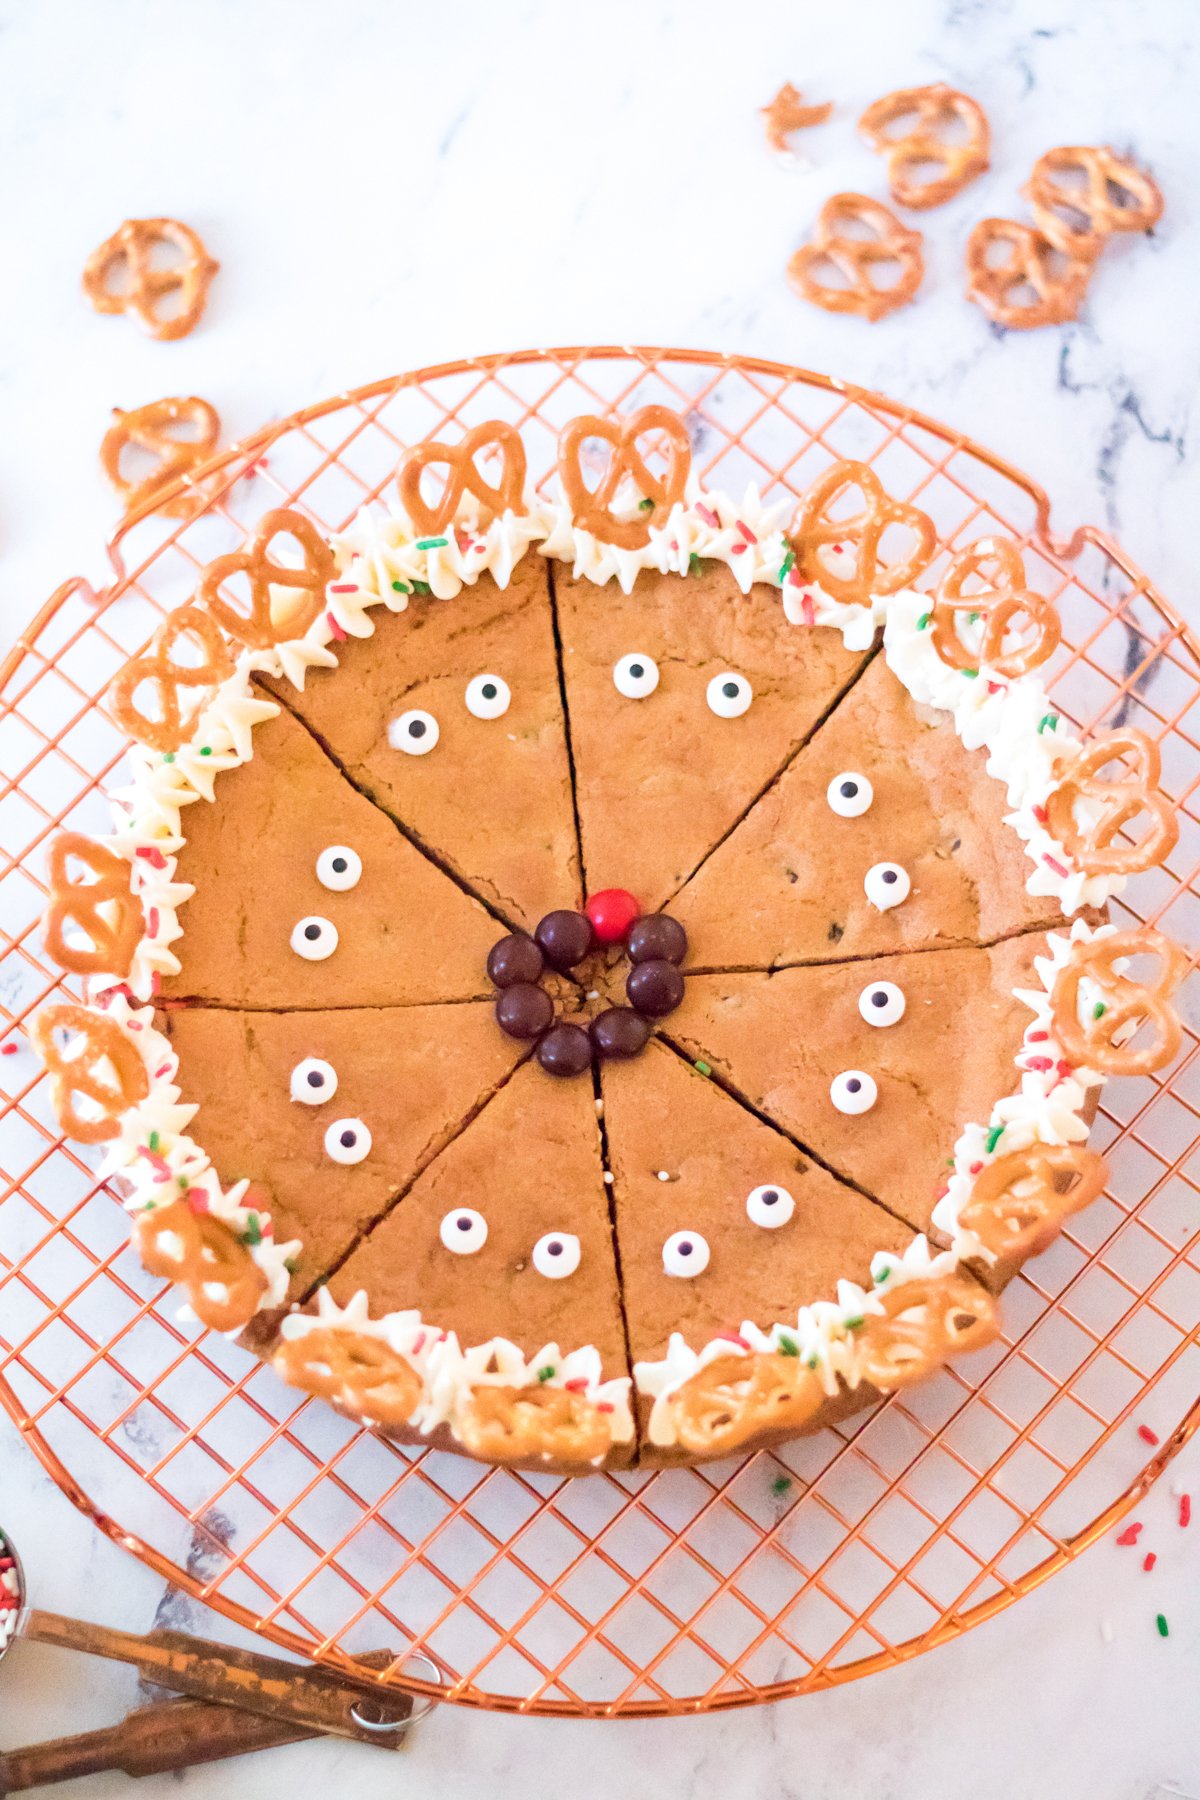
<box><xmin>35</xmin><ymin>406</ymin><xmax>1184</xmax><ymax>1473</ymax></box>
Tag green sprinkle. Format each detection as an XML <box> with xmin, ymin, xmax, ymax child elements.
<box><xmin>806</xmin><ymin>1353</ymin><xmax>819</xmax><ymax>1370</ymax></box>
<box><xmin>693</xmin><ymin>1060</ymin><xmax>712</xmax><ymax>1078</ymax></box>
<box><xmin>638</xmin><ymin>497</ymin><xmax>654</xmax><ymax>511</ymax></box>
<box><xmin>391</xmin><ymin>579</ymin><xmax>411</xmax><ymax>594</ymax></box>
<box><xmin>967</xmin><ymin>611</ymin><xmax>982</xmax><ymax>625</ymax></box>
<box><xmin>415</xmin><ymin>536</ymin><xmax>448</xmax><ymax>551</ymax></box>
<box><xmin>844</xmin><ymin>1315</ymin><xmax>865</xmax><ymax>1332</ymax></box>
<box><xmin>771</xmin><ymin>1474</ymin><xmax>792</xmax><ymax>1496</ymax></box>
<box><xmin>199</xmin><ymin>745</ymin><xmax>212</xmax><ymax>756</ymax></box>
<box><xmin>537</xmin><ymin>1363</ymin><xmax>556</xmax><ymax>1382</ymax></box>
<box><xmin>242</xmin><ymin>1213</ymin><xmax>263</xmax><ymax>1247</ymax></box>
<box><xmin>177</xmin><ymin>1175</ymin><xmax>189</xmax><ymax>1191</ymax></box>
<box><xmin>148</xmin><ymin>1130</ymin><xmax>160</xmax><ymax>1151</ymax></box>
<box><xmin>1094</xmin><ymin>1001</ymin><xmax>1107</xmax><ymax>1020</ymax></box>
<box><xmin>1038</xmin><ymin>713</ymin><xmax>1059</xmax><ymax>734</ymax></box>
<box><xmin>873</xmin><ymin>1263</ymin><xmax>891</xmax><ymax>1284</ymax></box>
<box><xmin>412</xmin><ymin>580</ymin><xmax>431</xmax><ymax>596</ymax></box>
<box><xmin>1157</xmin><ymin>1612</ymin><xmax>1169</xmax><ymax>1639</ymax></box>
<box><xmin>284</xmin><ymin>1256</ymin><xmax>299</xmax><ymax>1275</ymax></box>
<box><xmin>778</xmin><ymin>548</ymin><xmax>795</xmax><ymax>581</ymax></box>
<box><xmin>985</xmin><ymin>1124</ymin><xmax>1006</xmax><ymax>1154</ymax></box>
<box><xmin>917</xmin><ymin>611</ymin><xmax>931</xmax><ymax>630</ymax></box>
<box><xmin>777</xmin><ymin>1333</ymin><xmax>799</xmax><ymax>1358</ymax></box>
<box><xmin>962</xmin><ymin>668</ymin><xmax>979</xmax><ymax>680</ymax></box>
<box><xmin>687</xmin><ymin>552</ymin><xmax>702</xmax><ymax>574</ymax></box>
<box><xmin>162</xmin><ymin>751</ymin><xmax>176</xmax><ymax>763</ymax></box>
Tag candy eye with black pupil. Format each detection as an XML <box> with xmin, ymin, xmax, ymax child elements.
<box><xmin>706</xmin><ymin>671</ymin><xmax>753</xmax><ymax>718</ymax></box>
<box><xmin>662</xmin><ymin>1230</ymin><xmax>710</xmax><ymax>1277</ymax></box>
<box><xmin>440</xmin><ymin>1208</ymin><xmax>487</xmax><ymax>1254</ymax></box>
<box><xmin>865</xmin><ymin>861</ymin><xmax>910</xmax><ymax>910</ymax></box>
<box><xmin>859</xmin><ymin>981</ymin><xmax>905</xmax><ymax>1027</ymax></box>
<box><xmin>827</xmin><ymin>772</ymin><xmax>873</xmax><ymax>817</ymax></box>
<box><xmin>290</xmin><ymin>1057</ymin><xmax>338</xmax><ymax>1104</ymax></box>
<box><xmin>324</xmin><ymin>1117</ymin><xmax>371</xmax><ymax>1163</ymax></box>
<box><xmin>532</xmin><ymin>1231</ymin><xmax>582</xmax><ymax>1278</ymax></box>
<box><xmin>290</xmin><ymin>915</ymin><xmax>338</xmax><ymax>960</ymax></box>
<box><xmin>830</xmin><ymin>1070</ymin><xmax>878</xmax><ymax>1115</ymax></box>
<box><xmin>746</xmin><ymin>1184</ymin><xmax>796</xmax><ymax>1228</ymax></box>
<box><xmin>316</xmin><ymin>846</ymin><xmax>361</xmax><ymax>891</ymax></box>
<box><xmin>465</xmin><ymin>674</ymin><xmax>511</xmax><ymax>720</ymax></box>
<box><xmin>388</xmin><ymin>709</ymin><xmax>439</xmax><ymax>755</ymax></box>
<box><xmin>613</xmin><ymin>653</ymin><xmax>660</xmax><ymax>699</ymax></box>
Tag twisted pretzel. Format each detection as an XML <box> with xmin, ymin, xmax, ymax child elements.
<box><xmin>959</xmin><ymin>1145</ymin><xmax>1109</xmax><ymax>1262</ymax></box>
<box><xmin>43</xmin><ymin>834</ymin><xmax>141</xmax><ymax>979</ymax></box>
<box><xmin>397</xmin><ymin>421</ymin><xmax>527</xmax><ymax>533</ymax></box>
<box><xmin>856</xmin><ymin>1275</ymin><xmax>998</xmax><ymax>1392</ymax></box>
<box><xmin>197</xmin><ymin>509</ymin><xmax>334</xmax><ymax>650</ymax></box>
<box><xmin>790</xmin><ymin>459</ymin><xmax>936</xmax><ymax>607</ymax></box>
<box><xmin>82</xmin><ymin>218</ymin><xmax>219</xmax><ymax>341</ymax></box>
<box><xmin>455</xmin><ymin>1383</ymin><xmax>612</xmax><ymax>1466</ymax></box>
<box><xmin>965</xmin><ymin>218</ymin><xmax>1094</xmax><ymax>329</ymax></box>
<box><xmin>859</xmin><ymin>84</ymin><xmax>989</xmax><ymax>210</ymax></box>
<box><xmin>108</xmin><ymin>603</ymin><xmax>235</xmax><ymax>754</ymax></box>
<box><xmin>760</xmin><ymin>82</ymin><xmax>833</xmax><ymax>154</ymax></box>
<box><xmin>930</xmin><ymin>536</ymin><xmax>1062</xmax><ymax>678</ymax></box>
<box><xmin>558</xmin><ymin>407</ymin><xmax>691</xmax><ymax>551</ymax></box>
<box><xmin>138</xmin><ymin>1199</ymin><xmax>267</xmax><ymax>1333</ymax></box>
<box><xmin>100</xmin><ymin>397</ymin><xmax>220</xmax><ymax>519</ymax></box>
<box><xmin>667</xmin><ymin>1353</ymin><xmax>826</xmax><ymax>1455</ymax></box>
<box><xmin>1024</xmin><ymin>146</ymin><xmax>1164</xmax><ymax>260</ymax></box>
<box><xmin>274</xmin><ymin>1328</ymin><xmax>422</xmax><ymax>1426</ymax></box>
<box><xmin>787</xmin><ymin>193</ymin><xmax>924</xmax><ymax>321</ymax></box>
<box><xmin>1045</xmin><ymin>729</ymin><xmax>1179</xmax><ymax>876</ymax></box>
<box><xmin>32</xmin><ymin>1004</ymin><xmax>149</xmax><ymax>1144</ymax></box>
<box><xmin>1050</xmin><ymin>928</ymin><xmax>1187</xmax><ymax>1076</ymax></box>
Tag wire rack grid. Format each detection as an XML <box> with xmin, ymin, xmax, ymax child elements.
<box><xmin>1</xmin><ymin>347</ymin><xmax>1199</xmax><ymax>1720</ymax></box>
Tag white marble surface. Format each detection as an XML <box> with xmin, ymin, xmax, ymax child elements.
<box><xmin>1</xmin><ymin>0</ymin><xmax>1198</xmax><ymax>1794</ymax></box>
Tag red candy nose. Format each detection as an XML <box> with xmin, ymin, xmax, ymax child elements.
<box><xmin>585</xmin><ymin>888</ymin><xmax>641</xmax><ymax>945</ymax></box>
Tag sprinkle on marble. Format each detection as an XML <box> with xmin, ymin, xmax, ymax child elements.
<box><xmin>1180</xmin><ymin>1494</ymin><xmax>1192</xmax><ymax>1528</ymax></box>
<box><xmin>1138</xmin><ymin>1423</ymin><xmax>1160</xmax><ymax>1446</ymax></box>
<box><xmin>1116</xmin><ymin>1522</ymin><xmax>1142</xmax><ymax>1546</ymax></box>
<box><xmin>1156</xmin><ymin>1613</ymin><xmax>1170</xmax><ymax>1639</ymax></box>
<box><xmin>1143</xmin><ymin>1552</ymin><xmax>1157</xmax><ymax>1572</ymax></box>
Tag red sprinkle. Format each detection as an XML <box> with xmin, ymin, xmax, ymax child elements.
<box><xmin>136</xmin><ymin>846</ymin><xmax>168</xmax><ymax>870</ymax></box>
<box><xmin>1028</xmin><ymin>1030</ymin><xmax>1050</xmax><ymax>1043</ymax></box>
<box><xmin>325</xmin><ymin>610</ymin><xmax>348</xmax><ymax>642</ymax></box>
<box><xmin>186</xmin><ymin>1188</ymin><xmax>210</xmax><ymax>1215</ymax></box>
<box><xmin>715</xmin><ymin>1330</ymin><xmax>751</xmax><ymax>1350</ymax></box>
<box><xmin>800</xmin><ymin>593</ymin><xmax>816</xmax><ymax>627</ymax></box>
<box><xmin>328</xmin><ymin>582</ymin><xmax>358</xmax><ymax>594</ymax></box>
<box><xmin>563</xmin><ymin>1377</ymin><xmax>590</xmax><ymax>1393</ymax></box>
<box><xmin>153</xmin><ymin>1062</ymin><xmax>172</xmax><ymax>1080</ymax></box>
<box><xmin>734</xmin><ymin>519</ymin><xmax>758</xmax><ymax>546</ymax></box>
<box><xmin>1055</xmin><ymin>1059</ymin><xmax>1075</xmax><ymax>1079</ymax></box>
<box><xmin>1033</xmin><ymin>805</ymin><xmax>1049</xmax><ymax>825</ymax></box>
<box><xmin>1180</xmin><ymin>1495</ymin><xmax>1192</xmax><ymax>1528</ymax></box>
<box><xmin>597</xmin><ymin>1401</ymin><xmax>615</xmax><ymax>1414</ymax></box>
<box><xmin>139</xmin><ymin>1146</ymin><xmax>172</xmax><ymax>1182</ymax></box>
<box><xmin>411</xmin><ymin>1331</ymin><xmax>426</xmax><ymax>1354</ymax></box>
<box><xmin>694</xmin><ymin>502</ymin><xmax>720</xmax><ymax>529</ymax></box>
<box><xmin>1138</xmin><ymin>1424</ymin><xmax>1160</xmax><ymax>1447</ymax></box>
<box><xmin>150</xmin><ymin>972</ymin><xmax>161</xmax><ymax>997</ymax></box>
<box><xmin>146</xmin><ymin>907</ymin><xmax>160</xmax><ymax>940</ymax></box>
<box><xmin>1116</xmin><ymin>1523</ymin><xmax>1143</xmax><ymax>1546</ymax></box>
<box><xmin>730</xmin><ymin>542</ymin><xmax>748</xmax><ymax>555</ymax></box>
<box><xmin>1025</xmin><ymin>1055</ymin><xmax>1054</xmax><ymax>1073</ymax></box>
<box><xmin>1043</xmin><ymin>854</ymin><xmax>1070</xmax><ymax>878</ymax></box>
<box><xmin>0</xmin><ymin>1042</ymin><xmax>16</xmax><ymax>1057</ymax></box>
<box><xmin>1143</xmin><ymin>1552</ymin><xmax>1157</xmax><ymax>1572</ymax></box>
<box><xmin>968</xmin><ymin>1161</ymin><xmax>983</xmax><ymax>1175</ymax></box>
<box><xmin>987</xmin><ymin>680</ymin><xmax>1004</xmax><ymax>695</ymax></box>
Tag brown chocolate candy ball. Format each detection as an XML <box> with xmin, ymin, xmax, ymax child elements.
<box><xmin>534</xmin><ymin>908</ymin><xmax>594</xmax><ymax>971</ymax></box>
<box><xmin>487</xmin><ymin>932</ymin><xmax>544</xmax><ymax>989</ymax></box>
<box><xmin>626</xmin><ymin>958</ymin><xmax>685</xmax><ymax>1018</ymax></box>
<box><xmin>627</xmin><ymin>913</ymin><xmax>688</xmax><ymax>966</ymax></box>
<box><xmin>590</xmin><ymin>1007</ymin><xmax>652</xmax><ymax>1060</ymax></box>
<box><xmin>495</xmin><ymin>983</ymin><xmax>554</xmax><ymax>1040</ymax></box>
<box><xmin>536</xmin><ymin>1021</ymin><xmax>593</xmax><ymax>1077</ymax></box>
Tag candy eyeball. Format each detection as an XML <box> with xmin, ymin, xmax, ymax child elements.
<box><xmin>706</xmin><ymin>671</ymin><xmax>753</xmax><ymax>718</ymax></box>
<box><xmin>613</xmin><ymin>653</ymin><xmax>660</xmax><ymax>699</ymax></box>
<box><xmin>662</xmin><ymin>1230</ymin><xmax>711</xmax><ymax>1277</ymax></box>
<box><xmin>316</xmin><ymin>846</ymin><xmax>362</xmax><ymax>892</ymax></box>
<box><xmin>324</xmin><ymin>1117</ymin><xmax>372</xmax><ymax>1163</ymax></box>
<box><xmin>746</xmin><ymin>1184</ymin><xmax>796</xmax><ymax>1229</ymax></box>
<box><xmin>291</xmin><ymin>916</ymin><xmax>338</xmax><ymax>961</ymax></box>
<box><xmin>858</xmin><ymin>981</ymin><xmax>906</xmax><ymax>1027</ymax></box>
<box><xmin>388</xmin><ymin>709</ymin><xmax>439</xmax><ymax>755</ymax></box>
<box><xmin>290</xmin><ymin>1057</ymin><xmax>338</xmax><ymax>1104</ymax></box>
<box><xmin>532</xmin><ymin>1231</ymin><xmax>582</xmax><ymax>1279</ymax></box>
<box><xmin>440</xmin><ymin>1208</ymin><xmax>488</xmax><ymax>1255</ymax></box>
<box><xmin>865</xmin><ymin>861</ymin><xmax>910</xmax><ymax>910</ymax></box>
<box><xmin>465</xmin><ymin>674</ymin><xmax>511</xmax><ymax>720</ymax></box>
<box><xmin>830</xmin><ymin>1070</ymin><xmax>878</xmax><ymax>1115</ymax></box>
<box><xmin>827</xmin><ymin>773</ymin><xmax>873</xmax><ymax>818</ymax></box>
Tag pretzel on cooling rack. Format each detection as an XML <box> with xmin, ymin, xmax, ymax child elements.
<box><xmin>558</xmin><ymin>406</ymin><xmax>691</xmax><ymax>551</ymax></box>
<box><xmin>397</xmin><ymin>420</ymin><xmax>527</xmax><ymax>534</ymax></box>
<box><xmin>274</xmin><ymin>1328</ymin><xmax>423</xmax><ymax>1426</ymax></box>
<box><xmin>855</xmin><ymin>1275</ymin><xmax>999</xmax><ymax>1392</ymax></box>
<box><xmin>32</xmin><ymin>1003</ymin><xmax>150</xmax><ymax>1144</ymax></box>
<box><xmin>1050</xmin><ymin>927</ymin><xmax>1187</xmax><ymax>1076</ymax></box>
<box><xmin>1024</xmin><ymin>146</ymin><xmax>1164</xmax><ymax>261</ymax></box>
<box><xmin>930</xmin><ymin>536</ymin><xmax>1062</xmax><ymax>678</ymax></box>
<box><xmin>198</xmin><ymin>508</ymin><xmax>334</xmax><ymax>651</ymax></box>
<box><xmin>82</xmin><ymin>218</ymin><xmax>219</xmax><ymax>342</ymax></box>
<box><xmin>789</xmin><ymin>459</ymin><xmax>936</xmax><ymax>607</ymax></box>
<box><xmin>965</xmin><ymin>218</ymin><xmax>1094</xmax><ymax>329</ymax></box>
<box><xmin>666</xmin><ymin>1352</ymin><xmax>826</xmax><ymax>1455</ymax></box>
<box><xmin>137</xmin><ymin>1199</ymin><xmax>267</xmax><ymax>1334</ymax></box>
<box><xmin>108</xmin><ymin>603</ymin><xmax>235</xmax><ymax>754</ymax></box>
<box><xmin>100</xmin><ymin>397</ymin><xmax>221</xmax><ymax>519</ymax></box>
<box><xmin>42</xmin><ymin>833</ymin><xmax>141</xmax><ymax>979</ymax></box>
<box><xmin>959</xmin><ymin>1144</ymin><xmax>1109</xmax><ymax>1263</ymax></box>
<box><xmin>454</xmin><ymin>1382</ymin><xmax>613</xmax><ymax>1466</ymax></box>
<box><xmin>787</xmin><ymin>193</ymin><xmax>924</xmax><ymax>321</ymax></box>
<box><xmin>858</xmin><ymin>84</ymin><xmax>989</xmax><ymax>210</ymax></box>
<box><xmin>760</xmin><ymin>82</ymin><xmax>833</xmax><ymax>154</ymax></box>
<box><xmin>1045</xmin><ymin>728</ymin><xmax>1179</xmax><ymax>876</ymax></box>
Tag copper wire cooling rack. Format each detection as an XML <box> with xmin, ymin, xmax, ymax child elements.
<box><xmin>2</xmin><ymin>348</ymin><xmax>1199</xmax><ymax>1720</ymax></box>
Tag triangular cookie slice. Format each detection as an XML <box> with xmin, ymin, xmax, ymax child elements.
<box><xmin>673</xmin><ymin>654</ymin><xmax>1061</xmax><ymax>968</ymax></box>
<box><xmin>258</xmin><ymin>559</ymin><xmax>579</xmax><ymax>929</ymax></box>
<box><xmin>601</xmin><ymin>1040</ymin><xmax>912</xmax><ymax>1373</ymax></box>
<box><xmin>162</xmin><ymin>1003</ymin><xmax>521</xmax><ymax>1287</ymax></box>
<box><xmin>160</xmin><ymin>703</ymin><xmax>500</xmax><ymax>1008</ymax></box>
<box><xmin>665</xmin><ymin>937</ymin><xmax>1043</xmax><ymax>1235</ymax></box>
<box><xmin>553</xmin><ymin>563</ymin><xmax>871</xmax><ymax>911</ymax></box>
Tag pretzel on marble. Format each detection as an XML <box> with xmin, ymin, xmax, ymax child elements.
<box><xmin>930</xmin><ymin>536</ymin><xmax>1062</xmax><ymax>678</ymax></box>
<box><xmin>856</xmin><ymin>1275</ymin><xmax>999</xmax><ymax>1392</ymax></box>
<box><xmin>455</xmin><ymin>1382</ymin><xmax>613</xmax><ymax>1466</ymax></box>
<box><xmin>138</xmin><ymin>1199</ymin><xmax>267</xmax><ymax>1333</ymax></box>
<box><xmin>43</xmin><ymin>833</ymin><xmax>141</xmax><ymax>979</ymax></box>
<box><xmin>760</xmin><ymin>82</ymin><xmax>833</xmax><ymax>154</ymax></box>
<box><xmin>558</xmin><ymin>406</ymin><xmax>691</xmax><ymax>551</ymax></box>
<box><xmin>198</xmin><ymin>508</ymin><xmax>334</xmax><ymax>651</ymax></box>
<box><xmin>667</xmin><ymin>1352</ymin><xmax>826</xmax><ymax>1455</ymax></box>
<box><xmin>965</xmin><ymin>218</ymin><xmax>1094</xmax><ymax>329</ymax></box>
<box><xmin>397</xmin><ymin>420</ymin><xmax>527</xmax><ymax>535</ymax></box>
<box><xmin>1045</xmin><ymin>729</ymin><xmax>1179</xmax><ymax>877</ymax></box>
<box><xmin>959</xmin><ymin>1144</ymin><xmax>1109</xmax><ymax>1262</ymax></box>
<box><xmin>858</xmin><ymin>83</ymin><xmax>989</xmax><ymax>210</ymax></box>
<box><xmin>82</xmin><ymin>218</ymin><xmax>219</xmax><ymax>341</ymax></box>
<box><xmin>273</xmin><ymin>1328</ymin><xmax>422</xmax><ymax>1426</ymax></box>
<box><xmin>32</xmin><ymin>1003</ymin><xmax>150</xmax><ymax>1144</ymax></box>
<box><xmin>1050</xmin><ymin>928</ymin><xmax>1187</xmax><ymax>1076</ymax></box>
<box><xmin>108</xmin><ymin>603</ymin><xmax>235</xmax><ymax>754</ymax></box>
<box><xmin>1024</xmin><ymin>146</ymin><xmax>1164</xmax><ymax>261</ymax></box>
<box><xmin>787</xmin><ymin>193</ymin><xmax>924</xmax><ymax>321</ymax></box>
<box><xmin>100</xmin><ymin>397</ymin><xmax>221</xmax><ymax>519</ymax></box>
<box><xmin>790</xmin><ymin>459</ymin><xmax>936</xmax><ymax>607</ymax></box>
